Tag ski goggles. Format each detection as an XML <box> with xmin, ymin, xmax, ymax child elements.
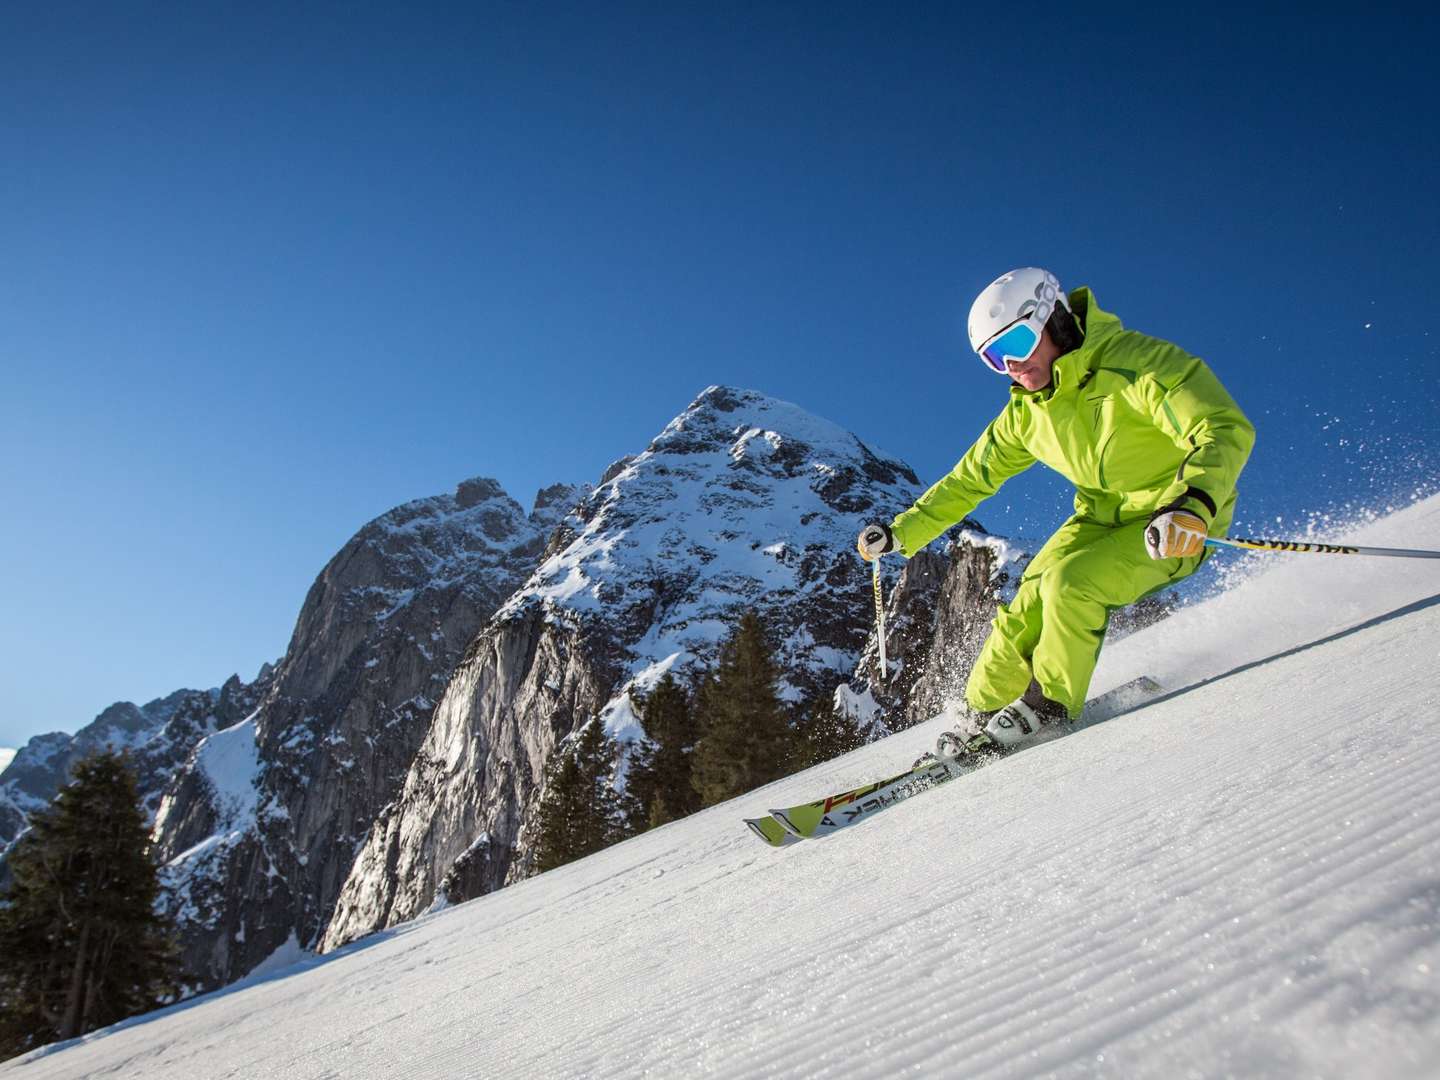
<box><xmin>977</xmin><ymin>317</ymin><xmax>1042</xmax><ymax>374</ymax></box>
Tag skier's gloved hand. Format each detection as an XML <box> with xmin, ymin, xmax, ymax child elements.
<box><xmin>1145</xmin><ymin>505</ymin><xmax>1208</xmax><ymax>560</ymax></box>
<box><xmin>857</xmin><ymin>522</ymin><xmax>897</xmax><ymax>562</ymax></box>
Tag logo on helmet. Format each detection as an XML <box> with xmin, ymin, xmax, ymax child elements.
<box><xmin>1018</xmin><ymin>298</ymin><xmax>1052</xmax><ymax>324</ymax></box>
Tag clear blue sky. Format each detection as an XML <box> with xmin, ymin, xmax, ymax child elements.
<box><xmin>3</xmin><ymin>4</ymin><xmax>1437</xmax><ymax>746</ymax></box>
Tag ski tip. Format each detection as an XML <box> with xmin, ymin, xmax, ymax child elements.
<box><xmin>767</xmin><ymin>810</ymin><xmax>807</xmax><ymax>839</ymax></box>
<box><xmin>745</xmin><ymin>816</ymin><xmax>801</xmax><ymax>847</ymax></box>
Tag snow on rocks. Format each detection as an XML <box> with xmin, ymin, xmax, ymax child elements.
<box><xmin>322</xmin><ymin>387</ymin><xmax>928</xmax><ymax>947</ymax></box>
<box><xmin>498</xmin><ymin>385</ymin><xmax>923</xmax><ymax>696</ymax></box>
<box><xmin>0</xmin><ymin>676</ymin><xmax>275</xmax><ymax>849</ymax></box>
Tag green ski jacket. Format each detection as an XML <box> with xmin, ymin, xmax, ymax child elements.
<box><xmin>891</xmin><ymin>288</ymin><xmax>1255</xmax><ymax>557</ymax></box>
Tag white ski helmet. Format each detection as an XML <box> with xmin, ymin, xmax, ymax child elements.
<box><xmin>967</xmin><ymin>267</ymin><xmax>1072</xmax><ymax>374</ymax></box>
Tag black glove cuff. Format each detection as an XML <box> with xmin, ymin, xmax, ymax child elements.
<box><xmin>1152</xmin><ymin>487</ymin><xmax>1216</xmax><ymax>526</ymax></box>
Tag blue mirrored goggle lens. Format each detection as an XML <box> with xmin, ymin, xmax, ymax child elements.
<box><xmin>979</xmin><ymin>321</ymin><xmax>1040</xmax><ymax>373</ymax></box>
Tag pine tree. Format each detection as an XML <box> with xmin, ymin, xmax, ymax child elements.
<box><xmin>794</xmin><ymin>691</ymin><xmax>869</xmax><ymax>769</ymax></box>
<box><xmin>625</xmin><ymin>674</ymin><xmax>701</xmax><ymax>832</ymax></box>
<box><xmin>0</xmin><ymin>751</ymin><xmax>176</xmax><ymax>1058</ymax></box>
<box><xmin>691</xmin><ymin>611</ymin><xmax>798</xmax><ymax>806</ymax></box>
<box><xmin>532</xmin><ymin>720</ymin><xmax>626</xmax><ymax>873</ymax></box>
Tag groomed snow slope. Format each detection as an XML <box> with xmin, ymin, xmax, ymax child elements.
<box><xmin>8</xmin><ymin>497</ymin><xmax>1440</xmax><ymax>1079</ymax></box>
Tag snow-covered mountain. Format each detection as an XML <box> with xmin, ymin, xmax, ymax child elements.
<box><xmin>321</xmin><ymin>386</ymin><xmax>927</xmax><ymax>948</ymax></box>
<box><xmin>145</xmin><ymin>476</ymin><xmax>581</xmax><ymax>992</ymax></box>
<box><xmin>8</xmin><ymin>495</ymin><xmax>1437</xmax><ymax>1078</ymax></box>
<box><xmin>0</xmin><ymin>750</ymin><xmax>13</xmax><ymax>776</ymax></box>
<box><xmin>0</xmin><ymin>676</ymin><xmax>276</xmax><ymax>850</ymax></box>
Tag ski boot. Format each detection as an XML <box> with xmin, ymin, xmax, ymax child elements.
<box><xmin>934</xmin><ymin>682</ymin><xmax>1069</xmax><ymax>760</ymax></box>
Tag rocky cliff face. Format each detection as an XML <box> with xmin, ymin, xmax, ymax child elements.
<box><xmin>321</xmin><ymin>386</ymin><xmax>926</xmax><ymax>949</ymax></box>
<box><xmin>146</xmin><ymin>477</ymin><xmax>583</xmax><ymax>992</ymax></box>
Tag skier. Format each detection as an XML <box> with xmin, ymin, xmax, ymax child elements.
<box><xmin>857</xmin><ymin>267</ymin><xmax>1255</xmax><ymax>753</ymax></box>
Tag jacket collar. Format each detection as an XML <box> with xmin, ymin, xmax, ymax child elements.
<box><xmin>1009</xmin><ymin>286</ymin><xmax>1121</xmax><ymax>400</ymax></box>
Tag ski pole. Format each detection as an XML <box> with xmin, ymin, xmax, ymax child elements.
<box><xmin>872</xmin><ymin>560</ymin><xmax>888</xmax><ymax>683</ymax></box>
<box><xmin>1205</xmin><ymin>535</ymin><xmax>1440</xmax><ymax>560</ymax></box>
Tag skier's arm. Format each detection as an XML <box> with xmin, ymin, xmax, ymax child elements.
<box><xmin>1139</xmin><ymin>347</ymin><xmax>1256</xmax><ymax>523</ymax></box>
<box><xmin>889</xmin><ymin>407</ymin><xmax>1034</xmax><ymax>557</ymax></box>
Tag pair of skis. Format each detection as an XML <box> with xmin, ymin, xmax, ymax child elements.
<box><xmin>744</xmin><ymin>676</ymin><xmax>1162</xmax><ymax>846</ymax></box>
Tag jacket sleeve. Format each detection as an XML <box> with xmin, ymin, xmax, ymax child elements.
<box><xmin>1138</xmin><ymin>344</ymin><xmax>1256</xmax><ymax>523</ymax></box>
<box><xmin>889</xmin><ymin>404</ymin><xmax>1035</xmax><ymax>557</ymax></box>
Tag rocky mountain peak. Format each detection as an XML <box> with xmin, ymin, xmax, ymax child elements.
<box><xmin>529</xmin><ymin>482</ymin><xmax>589</xmax><ymax>535</ymax></box>
<box><xmin>453</xmin><ymin>476</ymin><xmax>506</xmax><ymax>509</ymax></box>
<box><xmin>495</xmin><ymin>386</ymin><xmax>920</xmax><ymax>700</ymax></box>
<box><xmin>322</xmin><ymin>388</ymin><xmax>930</xmax><ymax>948</ymax></box>
<box><xmin>139</xmin><ymin>474</ymin><xmax>579</xmax><ymax>992</ymax></box>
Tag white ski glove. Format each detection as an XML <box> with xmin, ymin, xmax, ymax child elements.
<box><xmin>1145</xmin><ymin>506</ymin><xmax>1208</xmax><ymax>559</ymax></box>
<box><xmin>857</xmin><ymin>522</ymin><xmax>897</xmax><ymax>562</ymax></box>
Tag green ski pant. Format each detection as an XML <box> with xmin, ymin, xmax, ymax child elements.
<box><xmin>965</xmin><ymin>516</ymin><xmax>1204</xmax><ymax>719</ymax></box>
